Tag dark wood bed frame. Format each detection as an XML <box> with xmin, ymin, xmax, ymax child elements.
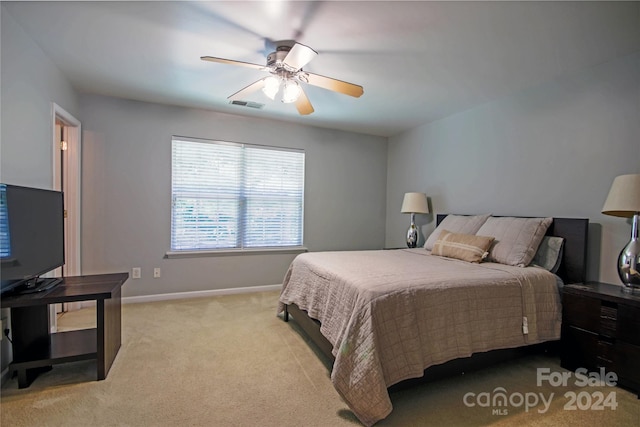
<box><xmin>282</xmin><ymin>216</ymin><xmax>589</xmax><ymax>388</ymax></box>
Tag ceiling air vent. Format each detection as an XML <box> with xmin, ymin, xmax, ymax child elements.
<box><xmin>229</xmin><ymin>100</ymin><xmax>265</xmax><ymax>109</ymax></box>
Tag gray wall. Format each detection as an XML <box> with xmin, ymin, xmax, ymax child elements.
<box><xmin>0</xmin><ymin>5</ymin><xmax>80</xmax><ymax>374</ymax></box>
<box><xmin>0</xmin><ymin>5</ymin><xmax>80</xmax><ymax>186</ymax></box>
<box><xmin>79</xmin><ymin>95</ymin><xmax>388</xmax><ymax>297</ymax></box>
<box><xmin>386</xmin><ymin>52</ymin><xmax>640</xmax><ymax>285</ymax></box>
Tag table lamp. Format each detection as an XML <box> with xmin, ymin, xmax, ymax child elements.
<box><xmin>602</xmin><ymin>173</ymin><xmax>640</xmax><ymax>292</ymax></box>
<box><xmin>401</xmin><ymin>192</ymin><xmax>429</xmax><ymax>248</ymax></box>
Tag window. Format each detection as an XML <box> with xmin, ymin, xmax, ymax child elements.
<box><xmin>171</xmin><ymin>137</ymin><xmax>305</xmax><ymax>252</ymax></box>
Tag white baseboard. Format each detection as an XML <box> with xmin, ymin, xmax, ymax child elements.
<box><xmin>122</xmin><ymin>284</ymin><xmax>282</xmax><ymax>304</ymax></box>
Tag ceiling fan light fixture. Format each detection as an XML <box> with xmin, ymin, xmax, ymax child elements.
<box><xmin>281</xmin><ymin>79</ymin><xmax>301</xmax><ymax>103</ymax></box>
<box><xmin>203</xmin><ymin>40</ymin><xmax>362</xmax><ymax>115</ymax></box>
<box><xmin>262</xmin><ymin>76</ymin><xmax>280</xmax><ymax>100</ymax></box>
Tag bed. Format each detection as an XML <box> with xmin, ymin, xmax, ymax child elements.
<box><xmin>278</xmin><ymin>215</ymin><xmax>588</xmax><ymax>426</ymax></box>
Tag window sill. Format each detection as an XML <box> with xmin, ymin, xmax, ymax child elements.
<box><xmin>164</xmin><ymin>246</ymin><xmax>308</xmax><ymax>259</ymax></box>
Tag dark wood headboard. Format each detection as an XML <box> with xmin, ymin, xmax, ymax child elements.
<box><xmin>435</xmin><ymin>215</ymin><xmax>588</xmax><ymax>285</ymax></box>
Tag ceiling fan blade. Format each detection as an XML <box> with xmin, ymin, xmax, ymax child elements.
<box><xmin>228</xmin><ymin>78</ymin><xmax>267</xmax><ymax>100</ymax></box>
<box><xmin>201</xmin><ymin>56</ymin><xmax>265</xmax><ymax>71</ymax></box>
<box><xmin>283</xmin><ymin>43</ymin><xmax>318</xmax><ymax>71</ymax></box>
<box><xmin>304</xmin><ymin>72</ymin><xmax>364</xmax><ymax>98</ymax></box>
<box><xmin>295</xmin><ymin>88</ymin><xmax>314</xmax><ymax>115</ymax></box>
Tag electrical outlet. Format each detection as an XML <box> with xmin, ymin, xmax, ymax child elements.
<box><xmin>153</xmin><ymin>268</ymin><xmax>161</xmax><ymax>278</ymax></box>
<box><xmin>132</xmin><ymin>267</ymin><xmax>141</xmax><ymax>279</ymax></box>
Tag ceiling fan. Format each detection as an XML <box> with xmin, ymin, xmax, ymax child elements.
<box><xmin>201</xmin><ymin>40</ymin><xmax>364</xmax><ymax>115</ymax></box>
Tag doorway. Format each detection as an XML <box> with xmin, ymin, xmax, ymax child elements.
<box><xmin>51</xmin><ymin>103</ymin><xmax>82</xmax><ymax>330</ymax></box>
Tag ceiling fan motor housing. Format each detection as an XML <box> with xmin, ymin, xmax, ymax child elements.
<box><xmin>266</xmin><ymin>48</ymin><xmax>291</xmax><ymax>68</ymax></box>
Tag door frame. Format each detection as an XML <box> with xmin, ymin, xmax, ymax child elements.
<box><xmin>51</xmin><ymin>103</ymin><xmax>82</xmax><ymax>330</ymax></box>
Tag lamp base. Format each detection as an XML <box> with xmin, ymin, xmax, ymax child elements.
<box><xmin>619</xmin><ymin>213</ymin><xmax>640</xmax><ymax>293</ymax></box>
<box><xmin>406</xmin><ymin>213</ymin><xmax>418</xmax><ymax>248</ymax></box>
<box><xmin>619</xmin><ymin>240</ymin><xmax>640</xmax><ymax>293</ymax></box>
<box><xmin>406</xmin><ymin>224</ymin><xmax>418</xmax><ymax>248</ymax></box>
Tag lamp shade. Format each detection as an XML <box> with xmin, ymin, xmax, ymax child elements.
<box><xmin>602</xmin><ymin>174</ymin><xmax>640</xmax><ymax>218</ymax></box>
<box><xmin>401</xmin><ymin>192</ymin><xmax>429</xmax><ymax>214</ymax></box>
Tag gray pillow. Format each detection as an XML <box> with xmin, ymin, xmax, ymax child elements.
<box><xmin>531</xmin><ymin>236</ymin><xmax>565</xmax><ymax>273</ymax></box>
<box><xmin>476</xmin><ymin>216</ymin><xmax>553</xmax><ymax>267</ymax></box>
<box><xmin>424</xmin><ymin>214</ymin><xmax>491</xmax><ymax>250</ymax></box>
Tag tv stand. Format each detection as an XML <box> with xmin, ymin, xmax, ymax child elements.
<box><xmin>0</xmin><ymin>273</ymin><xmax>128</xmax><ymax>388</ymax></box>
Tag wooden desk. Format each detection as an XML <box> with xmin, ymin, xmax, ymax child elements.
<box><xmin>1</xmin><ymin>273</ymin><xmax>128</xmax><ymax>388</ymax></box>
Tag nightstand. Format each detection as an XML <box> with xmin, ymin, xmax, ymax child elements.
<box><xmin>561</xmin><ymin>282</ymin><xmax>640</xmax><ymax>397</ymax></box>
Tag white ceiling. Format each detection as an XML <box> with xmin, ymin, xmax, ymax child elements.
<box><xmin>4</xmin><ymin>1</ymin><xmax>639</xmax><ymax>137</ymax></box>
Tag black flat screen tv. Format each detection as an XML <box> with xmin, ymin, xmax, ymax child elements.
<box><xmin>0</xmin><ymin>184</ymin><xmax>65</xmax><ymax>295</ymax></box>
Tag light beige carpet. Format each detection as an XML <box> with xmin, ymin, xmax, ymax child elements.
<box><xmin>1</xmin><ymin>290</ymin><xmax>638</xmax><ymax>426</ymax></box>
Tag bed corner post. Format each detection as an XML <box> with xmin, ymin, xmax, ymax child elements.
<box><xmin>284</xmin><ymin>304</ymin><xmax>289</xmax><ymax>322</ymax></box>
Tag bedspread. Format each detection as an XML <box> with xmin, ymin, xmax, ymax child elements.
<box><xmin>278</xmin><ymin>249</ymin><xmax>561</xmax><ymax>426</ymax></box>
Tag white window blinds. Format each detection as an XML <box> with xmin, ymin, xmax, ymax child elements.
<box><xmin>171</xmin><ymin>137</ymin><xmax>305</xmax><ymax>251</ymax></box>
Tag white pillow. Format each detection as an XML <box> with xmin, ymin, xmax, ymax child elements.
<box><xmin>476</xmin><ymin>216</ymin><xmax>553</xmax><ymax>267</ymax></box>
<box><xmin>424</xmin><ymin>214</ymin><xmax>491</xmax><ymax>251</ymax></box>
